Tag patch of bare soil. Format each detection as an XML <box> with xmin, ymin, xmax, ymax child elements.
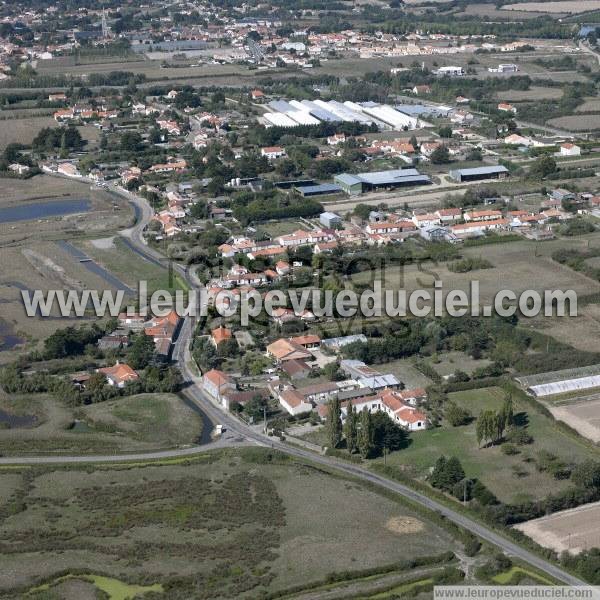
<box><xmin>385</xmin><ymin>516</ymin><xmax>425</xmax><ymax>535</ymax></box>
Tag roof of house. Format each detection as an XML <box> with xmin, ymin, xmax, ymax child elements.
<box><xmin>289</xmin><ymin>334</ymin><xmax>321</xmax><ymax>347</ymax></box>
<box><xmin>223</xmin><ymin>388</ymin><xmax>269</xmax><ymax>405</ymax></box>
<box><xmin>98</xmin><ymin>363</ymin><xmax>139</xmax><ymax>384</ymax></box>
<box><xmin>203</xmin><ymin>369</ymin><xmax>233</xmax><ymax>387</ymax></box>
<box><xmin>280</xmin><ymin>388</ymin><xmax>308</xmax><ymax>408</ymax></box>
<box><xmin>211</xmin><ymin>326</ymin><xmax>232</xmax><ymax>345</ymax></box>
<box><xmin>297</xmin><ymin>381</ymin><xmax>339</xmax><ymax>397</ymax></box>
<box><xmin>267</xmin><ymin>338</ymin><xmax>312</xmax><ymax>361</ymax></box>
<box><xmin>281</xmin><ymin>359</ymin><xmax>311</xmax><ymax>377</ymax></box>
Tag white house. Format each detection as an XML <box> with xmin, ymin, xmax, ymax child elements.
<box><xmin>279</xmin><ymin>388</ymin><xmax>313</xmax><ymax>416</ymax></box>
<box><xmin>260</xmin><ymin>146</ymin><xmax>286</xmax><ymax>160</ymax></box>
<box><xmin>560</xmin><ymin>143</ymin><xmax>581</xmax><ymax>157</ymax></box>
<box><xmin>203</xmin><ymin>369</ymin><xmax>235</xmax><ymax>405</ymax></box>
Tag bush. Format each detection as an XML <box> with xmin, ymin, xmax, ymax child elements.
<box><xmin>507</xmin><ymin>427</ymin><xmax>533</xmax><ymax>446</ymax></box>
<box><xmin>463</xmin><ymin>536</ymin><xmax>482</xmax><ymax>557</ymax></box>
<box><xmin>448</xmin><ymin>257</ymin><xmax>493</xmax><ymax>273</ymax></box>
<box><xmin>501</xmin><ymin>443</ymin><xmax>520</xmax><ymax>456</ymax></box>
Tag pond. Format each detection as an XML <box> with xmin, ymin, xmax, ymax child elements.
<box><xmin>0</xmin><ymin>408</ymin><xmax>37</xmax><ymax>428</ymax></box>
<box><xmin>0</xmin><ymin>319</ymin><xmax>23</xmax><ymax>351</ymax></box>
<box><xmin>0</xmin><ymin>198</ymin><xmax>90</xmax><ymax>223</ymax></box>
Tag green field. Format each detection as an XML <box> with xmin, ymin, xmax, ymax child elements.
<box><xmin>375</xmin><ymin>386</ymin><xmax>599</xmax><ymax>504</ymax></box>
<box><xmin>352</xmin><ymin>236</ymin><xmax>600</xmax><ymax>353</ymax></box>
<box><xmin>0</xmin><ymin>448</ymin><xmax>458</xmax><ymax>598</ymax></box>
<box><xmin>80</xmin><ymin>237</ymin><xmax>171</xmax><ymax>292</ymax></box>
<box><xmin>0</xmin><ymin>392</ymin><xmax>202</xmax><ymax>455</ymax></box>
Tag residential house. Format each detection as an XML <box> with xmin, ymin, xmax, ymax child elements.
<box><xmin>149</xmin><ymin>160</ymin><xmax>187</xmax><ymax>173</ymax></box>
<box><xmin>211</xmin><ymin>326</ymin><xmax>233</xmax><ymax>347</ymax></box>
<box><xmin>97</xmin><ymin>334</ymin><xmax>129</xmax><ymax>351</ymax></box>
<box><xmin>412</xmin><ymin>84</ymin><xmax>431</xmax><ymax>95</ymax></box>
<box><xmin>203</xmin><ymin>369</ymin><xmax>235</xmax><ymax>403</ymax></box>
<box><xmin>560</xmin><ymin>143</ymin><xmax>581</xmax><ymax>157</ymax></box>
<box><xmin>260</xmin><ymin>146</ymin><xmax>286</xmax><ymax>160</ymax></box>
<box><xmin>434</xmin><ymin>208</ymin><xmax>462</xmax><ymax>223</ymax></box>
<box><xmin>420</xmin><ymin>142</ymin><xmax>441</xmax><ymax>158</ymax></box>
<box><xmin>463</xmin><ymin>209</ymin><xmax>503</xmax><ymax>222</ymax></box>
<box><xmin>281</xmin><ymin>359</ymin><xmax>312</xmax><ymax>380</ymax></box>
<box><xmin>267</xmin><ymin>338</ymin><xmax>313</xmax><ymax>363</ymax></box>
<box><xmin>327</xmin><ymin>133</ymin><xmax>346</xmax><ymax>146</ymax></box>
<box><xmin>98</xmin><ymin>363</ymin><xmax>139</xmax><ymax>388</ymax></box>
<box><xmin>498</xmin><ymin>103</ymin><xmax>517</xmax><ymax>114</ymax></box>
<box><xmin>279</xmin><ymin>388</ymin><xmax>313</xmax><ymax>416</ymax></box>
<box><xmin>57</xmin><ymin>162</ymin><xmax>80</xmax><ymax>178</ymax></box>
<box><xmin>288</xmin><ymin>334</ymin><xmax>321</xmax><ymax>349</ymax></box>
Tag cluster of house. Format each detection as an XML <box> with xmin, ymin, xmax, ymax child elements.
<box><xmin>53</xmin><ymin>104</ymin><xmax>119</xmax><ymax>122</ymax></box>
<box><xmin>504</xmin><ymin>135</ymin><xmax>582</xmax><ymax>157</ymax></box>
<box><xmin>69</xmin><ymin>310</ymin><xmax>183</xmax><ymax>390</ymax></box>
<box><xmin>71</xmin><ymin>361</ymin><xmax>140</xmax><ymax>390</ymax></box>
<box><xmin>116</xmin><ymin>310</ymin><xmax>182</xmax><ymax>359</ymax></box>
<box><xmin>201</xmin><ymin>332</ymin><xmax>428</xmax><ymax>431</ymax></box>
<box><xmin>214</xmin><ymin>195</ymin><xmax>585</xmax><ymax>265</ymax></box>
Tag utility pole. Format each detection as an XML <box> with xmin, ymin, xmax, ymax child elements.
<box><xmin>464</xmin><ymin>479</ymin><xmax>468</xmax><ymax>505</ymax></box>
<box><xmin>263</xmin><ymin>405</ymin><xmax>267</xmax><ymax>434</ymax></box>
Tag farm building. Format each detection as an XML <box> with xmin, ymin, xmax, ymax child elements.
<box><xmin>516</xmin><ymin>364</ymin><xmax>600</xmax><ymax>397</ymax></box>
<box><xmin>551</xmin><ymin>188</ymin><xmax>575</xmax><ymax>202</ymax></box>
<box><xmin>449</xmin><ymin>165</ymin><xmax>509</xmax><ymax>183</ymax></box>
<box><xmin>320</xmin><ymin>211</ymin><xmax>343</xmax><ymax>227</ymax></box>
<box><xmin>435</xmin><ymin>66</ymin><xmax>464</xmax><ymax>77</ymax></box>
<box><xmin>334</xmin><ymin>169</ymin><xmax>431</xmax><ymax>195</ymax></box>
<box><xmin>295</xmin><ymin>184</ymin><xmax>342</xmax><ymax>198</ymax></box>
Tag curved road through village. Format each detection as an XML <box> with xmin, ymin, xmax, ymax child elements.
<box><xmin>0</xmin><ymin>186</ymin><xmax>586</xmax><ymax>586</ymax></box>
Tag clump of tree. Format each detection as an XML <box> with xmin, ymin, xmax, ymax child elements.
<box><xmin>32</xmin><ymin>126</ymin><xmax>84</xmax><ymax>153</ymax></box>
<box><xmin>127</xmin><ymin>332</ymin><xmax>156</xmax><ymax>370</ymax></box>
<box><xmin>445</xmin><ymin>401</ymin><xmax>472</xmax><ymax>427</ymax></box>
<box><xmin>476</xmin><ymin>396</ymin><xmax>514</xmax><ymax>447</ymax></box>
<box><xmin>528</xmin><ymin>154</ymin><xmax>557</xmax><ymax>179</ymax></box>
<box><xmin>344</xmin><ymin>403</ymin><xmax>357</xmax><ymax>454</ymax></box>
<box><xmin>448</xmin><ymin>257</ymin><xmax>493</xmax><ymax>273</ymax></box>
<box><xmin>430</xmin><ymin>145</ymin><xmax>451</xmax><ymax>164</ymax></box>
<box><xmin>326</xmin><ymin>396</ymin><xmax>342</xmax><ymax>449</ymax></box>
<box><xmin>358</xmin><ymin>407</ymin><xmax>374</xmax><ymax>458</ymax></box>
<box><xmin>559</xmin><ymin>218</ymin><xmax>596</xmax><ymax>237</ymax></box>
<box><xmin>429</xmin><ymin>455</ymin><xmax>465</xmax><ymax>492</ymax></box>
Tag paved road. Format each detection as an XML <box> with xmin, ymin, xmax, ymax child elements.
<box><xmin>5</xmin><ymin>182</ymin><xmax>586</xmax><ymax>586</ymax></box>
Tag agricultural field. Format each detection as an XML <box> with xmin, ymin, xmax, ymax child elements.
<box><xmin>37</xmin><ymin>56</ymin><xmax>253</xmax><ymax>82</ymax></box>
<box><xmin>502</xmin><ymin>0</ymin><xmax>600</xmax><ymax>12</ymax></box>
<box><xmin>0</xmin><ymin>448</ymin><xmax>459</xmax><ymax>598</ymax></box>
<box><xmin>547</xmin><ymin>114</ymin><xmax>600</xmax><ymax>132</ymax></box>
<box><xmin>496</xmin><ymin>87</ymin><xmax>563</xmax><ymax>102</ymax></box>
<box><xmin>540</xmin><ymin>392</ymin><xmax>600</xmax><ymax>443</ymax></box>
<box><xmin>515</xmin><ymin>501</ymin><xmax>600</xmax><ymax>554</ymax></box>
<box><xmin>576</xmin><ymin>98</ymin><xmax>600</xmax><ymax>113</ymax></box>
<box><xmin>0</xmin><ymin>390</ymin><xmax>203</xmax><ymax>455</ymax></box>
<box><xmin>0</xmin><ymin>115</ymin><xmax>56</xmax><ymax>151</ymax></box>
<box><xmin>375</xmin><ymin>386</ymin><xmax>599</xmax><ymax>504</ymax></box>
<box><xmin>459</xmin><ymin>3</ymin><xmax>560</xmax><ymax>18</ymax></box>
<box><xmin>352</xmin><ymin>237</ymin><xmax>600</xmax><ymax>352</ymax></box>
